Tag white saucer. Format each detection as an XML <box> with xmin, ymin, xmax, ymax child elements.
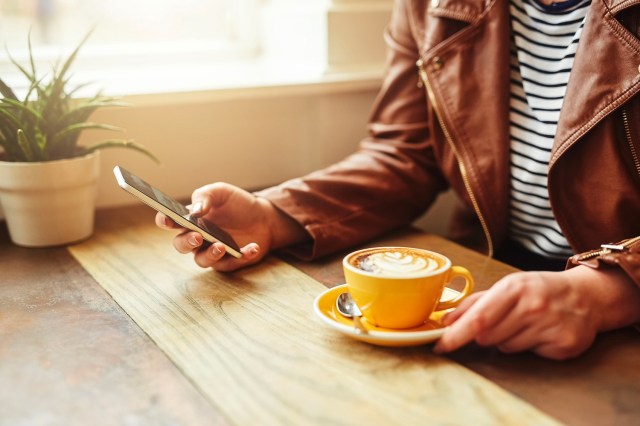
<box><xmin>313</xmin><ymin>284</ymin><xmax>457</xmax><ymax>347</ymax></box>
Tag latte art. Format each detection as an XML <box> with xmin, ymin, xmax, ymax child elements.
<box><xmin>343</xmin><ymin>246</ymin><xmax>474</xmax><ymax>329</ymax></box>
<box><xmin>356</xmin><ymin>250</ymin><xmax>440</xmax><ymax>276</ymax></box>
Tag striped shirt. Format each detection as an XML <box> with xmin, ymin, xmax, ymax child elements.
<box><xmin>508</xmin><ymin>0</ymin><xmax>591</xmax><ymax>259</ymax></box>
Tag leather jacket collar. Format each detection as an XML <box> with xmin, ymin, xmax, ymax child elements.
<box><xmin>413</xmin><ymin>0</ymin><xmax>640</xmax><ymax>253</ymax></box>
<box><xmin>416</xmin><ymin>0</ymin><xmax>640</xmax><ymax>160</ymax></box>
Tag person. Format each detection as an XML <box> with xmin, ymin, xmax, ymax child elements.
<box><xmin>156</xmin><ymin>0</ymin><xmax>640</xmax><ymax>360</ymax></box>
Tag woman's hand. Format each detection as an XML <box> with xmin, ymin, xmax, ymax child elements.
<box><xmin>433</xmin><ymin>265</ymin><xmax>640</xmax><ymax>360</ymax></box>
<box><xmin>155</xmin><ymin>182</ymin><xmax>308</xmax><ymax>272</ymax></box>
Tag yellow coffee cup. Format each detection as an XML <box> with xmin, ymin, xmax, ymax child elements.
<box><xmin>343</xmin><ymin>247</ymin><xmax>474</xmax><ymax>329</ymax></box>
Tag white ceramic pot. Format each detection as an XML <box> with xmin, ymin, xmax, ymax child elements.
<box><xmin>0</xmin><ymin>151</ymin><xmax>100</xmax><ymax>247</ymax></box>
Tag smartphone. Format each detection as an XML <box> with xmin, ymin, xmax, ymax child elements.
<box><xmin>113</xmin><ymin>166</ymin><xmax>242</xmax><ymax>258</ymax></box>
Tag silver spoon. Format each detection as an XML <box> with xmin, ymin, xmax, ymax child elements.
<box><xmin>336</xmin><ymin>292</ymin><xmax>368</xmax><ymax>334</ymax></box>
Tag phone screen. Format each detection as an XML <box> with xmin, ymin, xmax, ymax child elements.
<box><xmin>113</xmin><ymin>166</ymin><xmax>242</xmax><ymax>258</ymax></box>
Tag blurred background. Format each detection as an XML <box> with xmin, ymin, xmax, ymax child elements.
<box><xmin>0</xmin><ymin>0</ymin><xmax>248</xmax><ymax>46</ymax></box>
<box><xmin>0</xmin><ymin>0</ymin><xmax>454</xmax><ymax>235</ymax></box>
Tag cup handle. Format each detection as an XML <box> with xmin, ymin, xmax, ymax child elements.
<box><xmin>435</xmin><ymin>266</ymin><xmax>474</xmax><ymax>311</ymax></box>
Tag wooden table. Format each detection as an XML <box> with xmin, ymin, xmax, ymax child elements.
<box><xmin>2</xmin><ymin>205</ymin><xmax>639</xmax><ymax>425</ymax></box>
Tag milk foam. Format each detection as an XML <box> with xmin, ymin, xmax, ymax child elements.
<box><xmin>358</xmin><ymin>250</ymin><xmax>440</xmax><ymax>276</ymax></box>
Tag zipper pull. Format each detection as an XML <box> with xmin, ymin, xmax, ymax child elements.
<box><xmin>416</xmin><ymin>58</ymin><xmax>427</xmax><ymax>88</ymax></box>
<box><xmin>577</xmin><ymin>235</ymin><xmax>640</xmax><ymax>261</ymax></box>
<box><xmin>601</xmin><ymin>235</ymin><xmax>640</xmax><ymax>253</ymax></box>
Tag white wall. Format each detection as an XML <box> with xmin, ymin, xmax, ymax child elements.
<box><xmin>87</xmin><ymin>77</ymin><xmax>457</xmax><ymax>238</ymax></box>
<box><xmin>86</xmin><ymin>79</ymin><xmax>381</xmax><ymax>209</ymax></box>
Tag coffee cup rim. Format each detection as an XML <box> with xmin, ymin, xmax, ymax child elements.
<box><xmin>342</xmin><ymin>246</ymin><xmax>451</xmax><ymax>278</ymax></box>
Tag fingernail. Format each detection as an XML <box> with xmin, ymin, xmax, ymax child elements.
<box><xmin>191</xmin><ymin>201</ymin><xmax>203</xmax><ymax>214</ymax></box>
<box><xmin>249</xmin><ymin>245</ymin><xmax>259</xmax><ymax>255</ymax></box>
<box><xmin>211</xmin><ymin>245</ymin><xmax>223</xmax><ymax>256</ymax></box>
<box><xmin>188</xmin><ymin>235</ymin><xmax>200</xmax><ymax>247</ymax></box>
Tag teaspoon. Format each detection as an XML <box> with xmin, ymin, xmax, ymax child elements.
<box><xmin>336</xmin><ymin>292</ymin><xmax>368</xmax><ymax>334</ymax></box>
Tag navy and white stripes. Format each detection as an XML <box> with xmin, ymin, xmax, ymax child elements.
<box><xmin>508</xmin><ymin>0</ymin><xmax>591</xmax><ymax>259</ymax></box>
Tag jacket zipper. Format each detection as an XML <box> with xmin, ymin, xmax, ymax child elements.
<box><xmin>576</xmin><ymin>235</ymin><xmax>640</xmax><ymax>262</ymax></box>
<box><xmin>621</xmin><ymin>108</ymin><xmax>640</xmax><ymax>179</ymax></box>
<box><xmin>618</xmin><ymin>14</ymin><xmax>640</xmax><ymax>179</ymax></box>
<box><xmin>416</xmin><ymin>58</ymin><xmax>494</xmax><ymax>257</ymax></box>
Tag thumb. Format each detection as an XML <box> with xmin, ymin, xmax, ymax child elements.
<box><xmin>190</xmin><ymin>183</ymin><xmax>234</xmax><ymax>217</ymax></box>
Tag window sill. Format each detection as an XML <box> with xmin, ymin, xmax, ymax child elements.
<box><xmin>69</xmin><ymin>55</ymin><xmax>383</xmax><ymax>107</ymax></box>
<box><xmin>2</xmin><ymin>47</ymin><xmax>384</xmax><ymax>107</ymax></box>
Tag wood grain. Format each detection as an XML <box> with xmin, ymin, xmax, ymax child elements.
<box><xmin>284</xmin><ymin>229</ymin><xmax>640</xmax><ymax>426</ymax></box>
<box><xmin>69</xmin><ymin>212</ymin><xmax>562</xmax><ymax>425</ymax></box>
<box><xmin>0</xmin><ymin>226</ymin><xmax>227</xmax><ymax>426</ymax></box>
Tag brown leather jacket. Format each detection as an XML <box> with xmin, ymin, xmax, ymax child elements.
<box><xmin>258</xmin><ymin>0</ymin><xmax>640</xmax><ymax>284</ymax></box>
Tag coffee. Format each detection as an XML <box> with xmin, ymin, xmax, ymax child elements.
<box><xmin>343</xmin><ymin>246</ymin><xmax>474</xmax><ymax>329</ymax></box>
<box><xmin>348</xmin><ymin>247</ymin><xmax>444</xmax><ymax>277</ymax></box>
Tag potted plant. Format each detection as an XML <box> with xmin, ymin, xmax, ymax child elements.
<box><xmin>0</xmin><ymin>33</ymin><xmax>157</xmax><ymax>247</ymax></box>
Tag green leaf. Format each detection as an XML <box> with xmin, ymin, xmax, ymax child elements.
<box><xmin>83</xmin><ymin>139</ymin><xmax>161</xmax><ymax>164</ymax></box>
<box><xmin>17</xmin><ymin>129</ymin><xmax>36</xmax><ymax>162</ymax></box>
<box><xmin>51</xmin><ymin>122</ymin><xmax>122</xmax><ymax>150</ymax></box>
<box><xmin>23</xmin><ymin>75</ymin><xmax>48</xmax><ymax>103</ymax></box>
<box><xmin>5</xmin><ymin>47</ymin><xmax>37</xmax><ymax>85</ymax></box>
<box><xmin>35</xmin><ymin>130</ymin><xmax>47</xmax><ymax>151</ymax></box>
<box><xmin>57</xmin><ymin>30</ymin><xmax>94</xmax><ymax>82</ymax></box>
<box><xmin>1</xmin><ymin>29</ymin><xmax>157</xmax><ymax>163</ymax></box>
<box><xmin>67</xmin><ymin>81</ymin><xmax>96</xmax><ymax>98</ymax></box>
<box><xmin>1</xmin><ymin>98</ymin><xmax>43</xmax><ymax>123</ymax></box>
<box><xmin>60</xmin><ymin>100</ymin><xmax>128</xmax><ymax>125</ymax></box>
<box><xmin>0</xmin><ymin>109</ymin><xmax>18</xmax><ymax>140</ymax></box>
<box><xmin>27</xmin><ymin>30</ymin><xmax>37</xmax><ymax>81</ymax></box>
<box><xmin>0</xmin><ymin>104</ymin><xmax>22</xmax><ymax>130</ymax></box>
<box><xmin>43</xmin><ymin>30</ymin><xmax>94</xmax><ymax>121</ymax></box>
<box><xmin>0</xmin><ymin>78</ymin><xmax>18</xmax><ymax>100</ymax></box>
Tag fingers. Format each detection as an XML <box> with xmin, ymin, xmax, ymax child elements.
<box><xmin>494</xmin><ymin>322</ymin><xmax>593</xmax><ymax>360</ymax></box>
<box><xmin>433</xmin><ymin>282</ymin><xmax>520</xmax><ymax>354</ymax></box>
<box><xmin>186</xmin><ymin>199</ymin><xmax>206</xmax><ymax>218</ymax></box>
<box><xmin>439</xmin><ymin>292</ymin><xmax>485</xmax><ymax>325</ymax></box>
<box><xmin>172</xmin><ymin>230</ymin><xmax>204</xmax><ymax>254</ymax></box>
<box><xmin>156</xmin><ymin>212</ymin><xmax>179</xmax><ymax>229</ymax></box>
<box><xmin>193</xmin><ymin>242</ymin><xmax>262</xmax><ymax>272</ymax></box>
<box><xmin>532</xmin><ymin>337</ymin><xmax>594</xmax><ymax>361</ymax></box>
<box><xmin>495</xmin><ymin>323</ymin><xmax>551</xmax><ymax>355</ymax></box>
<box><xmin>192</xmin><ymin>242</ymin><xmax>227</xmax><ymax>267</ymax></box>
<box><xmin>169</xmin><ymin>228</ymin><xmax>262</xmax><ymax>272</ymax></box>
<box><xmin>432</xmin><ymin>270</ymin><xmax>599</xmax><ymax>360</ymax></box>
<box><xmin>190</xmin><ymin>183</ymin><xmax>233</xmax><ymax>217</ymax></box>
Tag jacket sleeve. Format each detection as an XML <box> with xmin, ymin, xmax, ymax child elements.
<box><xmin>255</xmin><ymin>0</ymin><xmax>448</xmax><ymax>260</ymax></box>
<box><xmin>567</xmin><ymin>236</ymin><xmax>640</xmax><ymax>288</ymax></box>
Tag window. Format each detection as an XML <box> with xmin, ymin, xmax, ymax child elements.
<box><xmin>0</xmin><ymin>0</ymin><xmax>261</xmax><ymax>95</ymax></box>
<box><xmin>0</xmin><ymin>0</ymin><xmax>385</xmax><ymax>98</ymax></box>
<box><xmin>0</xmin><ymin>0</ymin><xmax>258</xmax><ymax>49</ymax></box>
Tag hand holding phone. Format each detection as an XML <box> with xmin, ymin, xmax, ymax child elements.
<box><xmin>113</xmin><ymin>166</ymin><xmax>242</xmax><ymax>258</ymax></box>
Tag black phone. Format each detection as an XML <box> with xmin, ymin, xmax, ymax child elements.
<box><xmin>113</xmin><ymin>166</ymin><xmax>242</xmax><ymax>258</ymax></box>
